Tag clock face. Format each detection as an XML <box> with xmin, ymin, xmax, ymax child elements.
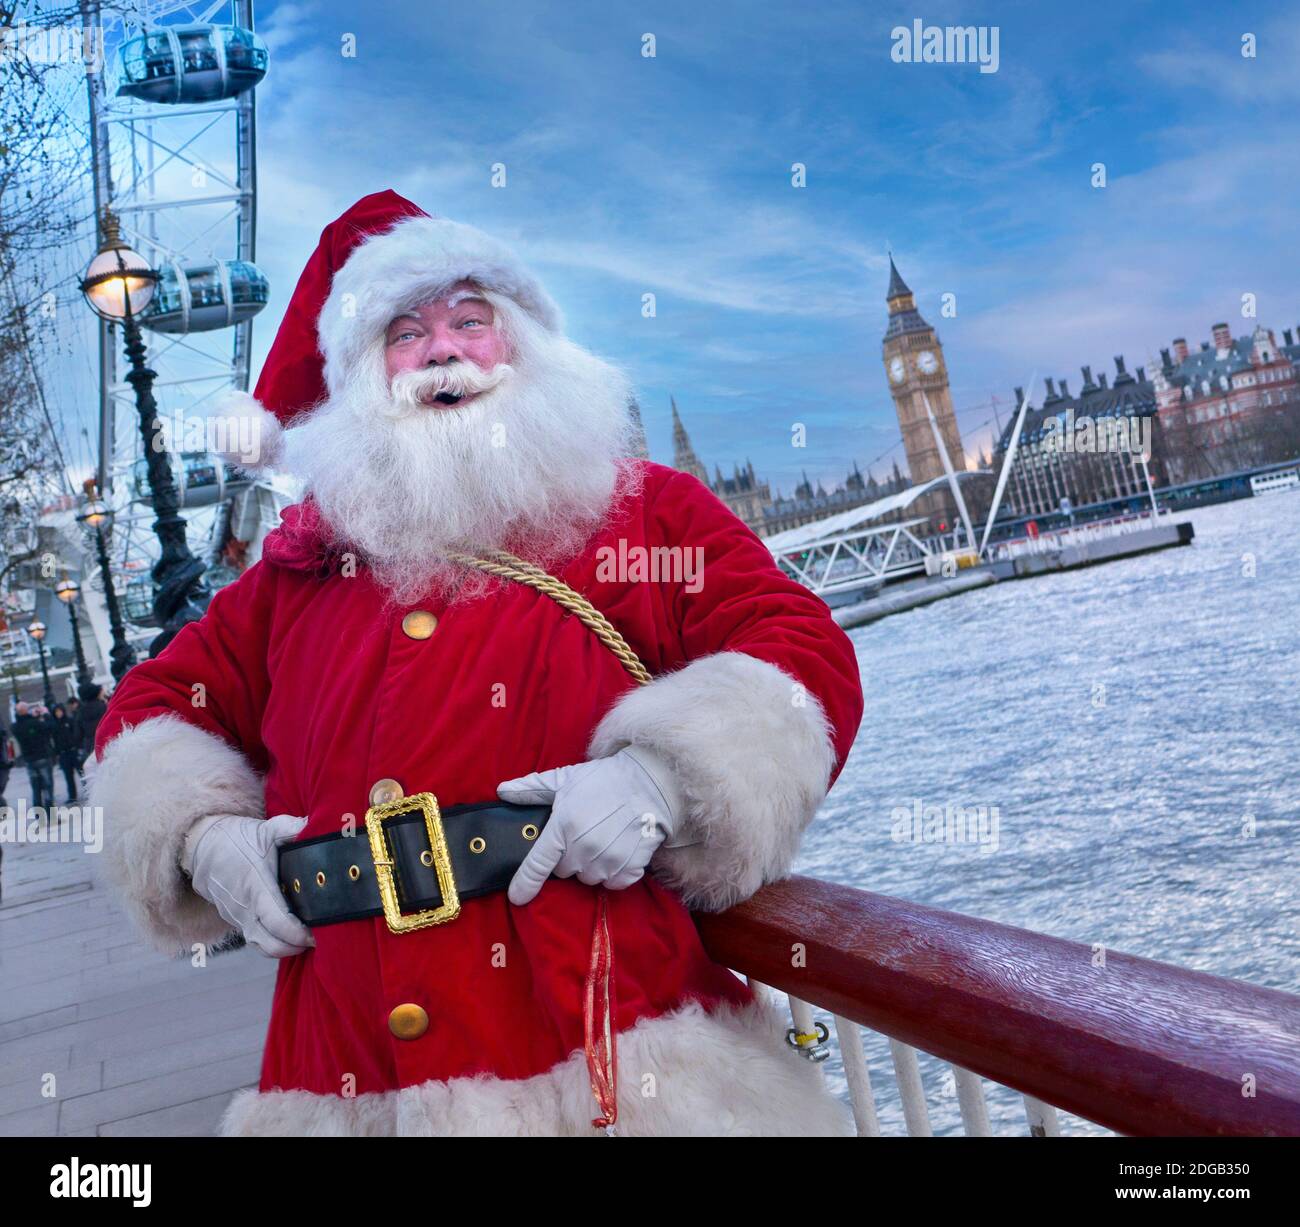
<box><xmin>888</xmin><ymin>356</ymin><xmax>906</xmax><ymax>384</ymax></box>
<box><xmin>918</xmin><ymin>350</ymin><xmax>939</xmax><ymax>374</ymax></box>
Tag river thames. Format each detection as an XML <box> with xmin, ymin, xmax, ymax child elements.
<box><xmin>801</xmin><ymin>491</ymin><xmax>1300</xmax><ymax>1134</ymax></box>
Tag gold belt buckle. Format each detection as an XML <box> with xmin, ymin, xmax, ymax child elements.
<box><xmin>364</xmin><ymin>792</ymin><xmax>460</xmax><ymax>932</ymax></box>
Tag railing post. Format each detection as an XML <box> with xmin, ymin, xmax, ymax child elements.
<box><xmin>1023</xmin><ymin>1095</ymin><xmax>1062</xmax><ymax>1137</ymax></box>
<box><xmin>952</xmin><ymin>1065</ymin><xmax>992</xmax><ymax>1136</ymax></box>
<box><xmin>834</xmin><ymin>1017</ymin><xmax>880</xmax><ymax>1137</ymax></box>
<box><xmin>890</xmin><ymin>1040</ymin><xmax>933</xmax><ymax>1137</ymax></box>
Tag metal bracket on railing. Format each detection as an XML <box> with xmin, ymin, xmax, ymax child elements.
<box><xmin>786</xmin><ymin>1022</ymin><xmax>831</xmax><ymax>1063</ymax></box>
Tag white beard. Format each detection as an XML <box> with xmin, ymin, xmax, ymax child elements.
<box><xmin>280</xmin><ymin>309</ymin><xmax>639</xmax><ymax>605</ymax></box>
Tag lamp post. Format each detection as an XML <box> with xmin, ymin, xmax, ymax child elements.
<box><xmin>54</xmin><ymin>577</ymin><xmax>94</xmax><ymax>693</ymax></box>
<box><xmin>77</xmin><ymin>494</ymin><xmax>136</xmax><ymax>683</ymax></box>
<box><xmin>26</xmin><ymin>621</ymin><xmax>55</xmax><ymax>709</ymax></box>
<box><xmin>3</xmin><ymin>646</ymin><xmax>19</xmax><ymax>702</ymax></box>
<box><xmin>80</xmin><ymin>209</ymin><xmax>209</xmax><ymax>657</ymax></box>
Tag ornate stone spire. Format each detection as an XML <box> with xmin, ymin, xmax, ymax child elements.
<box><xmin>670</xmin><ymin>396</ymin><xmax>708</xmax><ymax>484</ymax></box>
<box><xmin>886</xmin><ymin>253</ymin><xmax>911</xmax><ymax>303</ymax></box>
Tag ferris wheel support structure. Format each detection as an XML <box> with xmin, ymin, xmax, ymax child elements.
<box><xmin>74</xmin><ymin>0</ymin><xmax>266</xmax><ymax>669</ymax></box>
<box><xmin>84</xmin><ymin>0</ymin><xmax>259</xmax><ymax>501</ymax></box>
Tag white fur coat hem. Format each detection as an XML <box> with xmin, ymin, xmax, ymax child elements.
<box><xmin>221</xmin><ymin>996</ymin><xmax>851</xmax><ymax>1137</ymax></box>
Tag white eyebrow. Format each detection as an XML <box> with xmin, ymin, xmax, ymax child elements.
<box><xmin>445</xmin><ymin>290</ymin><xmax>491</xmax><ymax>310</ymax></box>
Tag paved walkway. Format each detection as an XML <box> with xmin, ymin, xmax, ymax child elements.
<box><xmin>0</xmin><ymin>766</ymin><xmax>276</xmax><ymax>1137</ymax></box>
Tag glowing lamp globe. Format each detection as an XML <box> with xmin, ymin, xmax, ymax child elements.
<box><xmin>81</xmin><ymin>213</ymin><xmax>157</xmax><ymax>320</ymax></box>
<box><xmin>78</xmin><ymin>499</ymin><xmax>111</xmax><ymax>528</ymax></box>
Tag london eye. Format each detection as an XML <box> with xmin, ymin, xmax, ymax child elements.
<box><xmin>76</xmin><ymin>0</ymin><xmax>282</xmax><ymax>670</ymax></box>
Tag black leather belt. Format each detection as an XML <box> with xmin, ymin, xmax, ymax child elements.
<box><xmin>278</xmin><ymin>793</ymin><xmax>550</xmax><ymax>933</ymax></box>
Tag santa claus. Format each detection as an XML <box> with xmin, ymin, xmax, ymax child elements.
<box><xmin>90</xmin><ymin>190</ymin><xmax>865</xmax><ymax>1137</ymax></box>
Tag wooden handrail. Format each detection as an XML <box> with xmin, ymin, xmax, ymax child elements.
<box><xmin>694</xmin><ymin>876</ymin><xmax>1300</xmax><ymax>1136</ymax></box>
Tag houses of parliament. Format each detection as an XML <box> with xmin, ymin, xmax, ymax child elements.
<box><xmin>669</xmin><ymin>398</ymin><xmax>909</xmax><ymax>538</ymax></box>
<box><xmin>664</xmin><ymin>257</ymin><xmax>966</xmax><ymax>538</ymax></box>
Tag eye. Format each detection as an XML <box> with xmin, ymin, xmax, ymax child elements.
<box><xmin>458</xmin><ymin>317</ymin><xmax>485</xmax><ymax>329</ymax></box>
<box><xmin>389</xmin><ymin>329</ymin><xmax>418</xmax><ymax>343</ymax></box>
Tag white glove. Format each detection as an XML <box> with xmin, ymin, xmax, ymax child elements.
<box><xmin>499</xmin><ymin>747</ymin><xmax>688</xmax><ymax>905</ymax></box>
<box><xmin>185</xmin><ymin>813</ymin><xmax>315</xmax><ymax>958</ymax></box>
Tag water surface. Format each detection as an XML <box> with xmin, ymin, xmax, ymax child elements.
<box><xmin>799</xmin><ymin>493</ymin><xmax>1299</xmax><ymax>1134</ymax></box>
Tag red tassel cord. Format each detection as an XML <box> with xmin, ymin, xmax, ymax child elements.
<box><xmin>584</xmin><ymin>889</ymin><xmax>618</xmax><ymax>1132</ymax></box>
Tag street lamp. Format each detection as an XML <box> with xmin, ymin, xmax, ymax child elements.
<box><xmin>2</xmin><ymin>645</ymin><xmax>19</xmax><ymax>702</ymax></box>
<box><xmin>26</xmin><ymin>621</ymin><xmax>55</xmax><ymax>709</ymax></box>
<box><xmin>80</xmin><ymin>209</ymin><xmax>209</xmax><ymax>656</ymax></box>
<box><xmin>54</xmin><ymin>576</ymin><xmax>93</xmax><ymax>693</ymax></box>
<box><xmin>76</xmin><ymin>494</ymin><xmax>136</xmax><ymax>683</ymax></box>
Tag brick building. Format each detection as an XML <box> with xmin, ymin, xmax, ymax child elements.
<box><xmin>1152</xmin><ymin>323</ymin><xmax>1300</xmax><ymax>483</ymax></box>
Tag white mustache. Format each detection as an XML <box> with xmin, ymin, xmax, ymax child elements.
<box><xmin>390</xmin><ymin>362</ymin><xmax>512</xmax><ymax>407</ymax></box>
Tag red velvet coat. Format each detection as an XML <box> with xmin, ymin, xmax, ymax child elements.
<box><xmin>96</xmin><ymin>461</ymin><xmax>863</xmax><ymax>1098</ymax></box>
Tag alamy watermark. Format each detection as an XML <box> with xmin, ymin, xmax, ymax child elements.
<box><xmin>1</xmin><ymin>21</ymin><xmax>104</xmax><ymax>72</ymax></box>
<box><xmin>594</xmin><ymin>540</ymin><xmax>704</xmax><ymax>593</ymax></box>
<box><xmin>151</xmin><ymin>408</ymin><xmax>265</xmax><ymax>467</ymax></box>
<box><xmin>0</xmin><ymin>801</ymin><xmax>103</xmax><ymax>854</ymax></box>
<box><xmin>890</xmin><ymin>20</ymin><xmax>1000</xmax><ymax>74</ymax></box>
<box><xmin>1040</xmin><ymin>409</ymin><xmax>1153</xmax><ymax>459</ymax></box>
<box><xmin>50</xmin><ymin>1158</ymin><xmax>151</xmax><ymax>1208</ymax></box>
<box><xmin>891</xmin><ymin>798</ymin><xmax>1000</xmax><ymax>853</ymax></box>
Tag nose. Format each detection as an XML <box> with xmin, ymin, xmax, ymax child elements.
<box><xmin>423</xmin><ymin>326</ymin><xmax>464</xmax><ymax>367</ymax></box>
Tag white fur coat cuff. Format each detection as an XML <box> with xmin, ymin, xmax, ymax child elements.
<box><xmin>90</xmin><ymin>715</ymin><xmax>265</xmax><ymax>953</ymax></box>
<box><xmin>588</xmin><ymin>652</ymin><xmax>835</xmax><ymax>911</ymax></box>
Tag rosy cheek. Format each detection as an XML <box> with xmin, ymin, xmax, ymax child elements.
<box><xmin>465</xmin><ymin>336</ymin><xmax>502</xmax><ymax>369</ymax></box>
<box><xmin>385</xmin><ymin>346</ymin><xmax>416</xmax><ymax>377</ymax></box>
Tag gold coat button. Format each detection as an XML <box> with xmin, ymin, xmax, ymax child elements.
<box><xmin>401</xmin><ymin>610</ymin><xmax>438</xmax><ymax>640</ymax></box>
<box><xmin>388</xmin><ymin>1003</ymin><xmax>429</xmax><ymax>1040</ymax></box>
<box><xmin>369</xmin><ymin>778</ymin><xmax>404</xmax><ymax>806</ymax></box>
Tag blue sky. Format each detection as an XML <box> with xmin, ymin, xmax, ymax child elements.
<box><xmin>54</xmin><ymin>0</ymin><xmax>1300</xmax><ymax>497</ymax></box>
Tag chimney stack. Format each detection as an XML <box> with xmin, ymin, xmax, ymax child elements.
<box><xmin>1098</xmin><ymin>372</ymin><xmax>1108</xmax><ymax>389</ymax></box>
<box><xmin>1114</xmin><ymin>355</ymin><xmax>1132</xmax><ymax>383</ymax></box>
<box><xmin>1212</xmin><ymin>322</ymin><xmax>1232</xmax><ymax>352</ymax></box>
<box><xmin>1201</xmin><ymin>341</ymin><xmax>1210</xmax><ymax>352</ymax></box>
<box><xmin>1081</xmin><ymin>364</ymin><xmax>1095</xmax><ymax>390</ymax></box>
<box><xmin>1137</xmin><ymin>365</ymin><xmax>1146</xmax><ymax>382</ymax></box>
<box><xmin>1285</xmin><ymin>329</ymin><xmax>1295</xmax><ymax>347</ymax></box>
<box><xmin>1172</xmin><ymin>337</ymin><xmax>1189</xmax><ymax>363</ymax></box>
<box><xmin>1160</xmin><ymin>347</ymin><xmax>1173</xmax><ymax>371</ymax></box>
<box><xmin>1044</xmin><ymin>376</ymin><xmax>1058</xmax><ymax>401</ymax></box>
<box><xmin>1059</xmin><ymin>377</ymin><xmax>1071</xmax><ymax>398</ymax></box>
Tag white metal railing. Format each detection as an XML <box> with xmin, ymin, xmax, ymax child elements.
<box><xmin>761</xmin><ymin>983</ymin><xmax>1085</xmax><ymax>1137</ymax></box>
<box><xmin>771</xmin><ymin>518</ymin><xmax>982</xmax><ymax>597</ymax></box>
<box><xmin>991</xmin><ymin>509</ymin><xmax>1171</xmax><ymax>562</ymax></box>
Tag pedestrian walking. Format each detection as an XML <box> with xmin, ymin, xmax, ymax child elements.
<box><xmin>12</xmin><ymin>701</ymin><xmax>55</xmax><ymax>812</ymax></box>
<box><xmin>0</xmin><ymin>715</ymin><xmax>12</xmax><ymax>902</ymax></box>
<box><xmin>77</xmin><ymin>683</ymin><xmax>108</xmax><ymax>773</ymax></box>
<box><xmin>51</xmin><ymin>703</ymin><xmax>81</xmax><ymax>802</ymax></box>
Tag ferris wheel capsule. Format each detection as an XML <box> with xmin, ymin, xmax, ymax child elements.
<box><xmin>131</xmin><ymin>451</ymin><xmax>253</xmax><ymax>510</ymax></box>
<box><xmin>140</xmin><ymin>258</ymin><xmax>269</xmax><ymax>334</ymax></box>
<box><xmin>116</xmin><ymin>22</ymin><xmax>268</xmax><ymax>105</ymax></box>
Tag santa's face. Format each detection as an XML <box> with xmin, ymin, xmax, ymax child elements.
<box><xmin>283</xmin><ymin>286</ymin><xmax>638</xmax><ymax>605</ymax></box>
<box><xmin>383</xmin><ymin>281</ymin><xmax>511</xmax><ymax>409</ymax></box>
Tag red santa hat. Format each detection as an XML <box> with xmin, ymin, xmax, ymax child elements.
<box><xmin>217</xmin><ymin>189</ymin><xmax>562</xmax><ymax>470</ymax></box>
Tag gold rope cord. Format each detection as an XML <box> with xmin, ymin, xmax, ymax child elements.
<box><xmin>446</xmin><ymin>547</ymin><xmax>652</xmax><ymax>687</ymax></box>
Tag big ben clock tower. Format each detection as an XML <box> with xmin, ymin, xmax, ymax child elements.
<box><xmin>881</xmin><ymin>256</ymin><xmax>965</xmax><ymax>523</ymax></box>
